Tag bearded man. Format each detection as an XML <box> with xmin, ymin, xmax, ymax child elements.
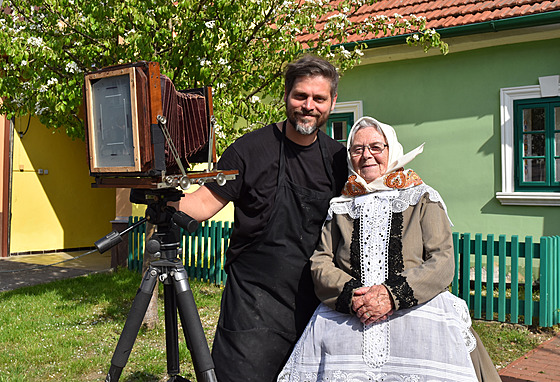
<box><xmin>180</xmin><ymin>54</ymin><xmax>348</xmax><ymax>382</ymax></box>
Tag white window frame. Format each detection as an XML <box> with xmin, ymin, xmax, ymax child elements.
<box><xmin>497</xmin><ymin>75</ymin><xmax>560</xmax><ymax>206</ymax></box>
<box><xmin>332</xmin><ymin>100</ymin><xmax>363</xmax><ymax>122</ymax></box>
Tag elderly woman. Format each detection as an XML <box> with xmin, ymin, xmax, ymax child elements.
<box><xmin>278</xmin><ymin>117</ymin><xmax>500</xmax><ymax>382</ymax></box>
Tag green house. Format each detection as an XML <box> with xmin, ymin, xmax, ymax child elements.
<box><xmin>320</xmin><ymin>1</ymin><xmax>560</xmax><ymax>238</ymax></box>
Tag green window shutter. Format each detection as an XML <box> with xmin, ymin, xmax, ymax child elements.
<box><xmin>514</xmin><ymin>97</ymin><xmax>560</xmax><ymax>191</ymax></box>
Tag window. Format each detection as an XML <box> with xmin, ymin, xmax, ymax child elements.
<box><xmin>498</xmin><ymin>75</ymin><xmax>560</xmax><ymax>206</ymax></box>
<box><xmin>514</xmin><ymin>99</ymin><xmax>560</xmax><ymax>191</ymax></box>
<box><xmin>322</xmin><ymin>100</ymin><xmax>362</xmax><ymax>145</ymax></box>
<box><xmin>326</xmin><ymin>112</ymin><xmax>353</xmax><ymax>143</ymax></box>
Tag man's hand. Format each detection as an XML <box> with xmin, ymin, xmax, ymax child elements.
<box><xmin>351</xmin><ymin>285</ymin><xmax>394</xmax><ymax>326</ymax></box>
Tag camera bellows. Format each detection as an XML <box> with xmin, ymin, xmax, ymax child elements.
<box><xmin>160</xmin><ymin>75</ymin><xmax>209</xmax><ymax>171</ymax></box>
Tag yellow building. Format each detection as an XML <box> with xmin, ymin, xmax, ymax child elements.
<box><xmin>2</xmin><ymin>115</ymin><xmax>233</xmax><ymax>257</ymax></box>
<box><xmin>7</xmin><ymin>115</ymin><xmax>116</xmax><ymax>254</ymax></box>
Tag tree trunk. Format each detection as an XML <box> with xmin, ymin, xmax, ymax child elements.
<box><xmin>142</xmin><ymin>222</ymin><xmax>159</xmax><ymax>329</ymax></box>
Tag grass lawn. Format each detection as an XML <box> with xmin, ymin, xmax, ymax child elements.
<box><xmin>0</xmin><ymin>268</ymin><xmax>556</xmax><ymax>381</ymax></box>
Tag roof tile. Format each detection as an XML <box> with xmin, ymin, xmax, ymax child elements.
<box><xmin>299</xmin><ymin>0</ymin><xmax>560</xmax><ymax>45</ymax></box>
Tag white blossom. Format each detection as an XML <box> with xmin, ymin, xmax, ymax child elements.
<box><xmin>27</xmin><ymin>36</ymin><xmax>44</xmax><ymax>47</ymax></box>
<box><xmin>205</xmin><ymin>21</ymin><xmax>216</xmax><ymax>29</ymax></box>
<box><xmin>47</xmin><ymin>78</ymin><xmax>58</xmax><ymax>86</ymax></box>
<box><xmin>250</xmin><ymin>95</ymin><xmax>260</xmax><ymax>103</ymax></box>
<box><xmin>65</xmin><ymin>62</ymin><xmax>79</xmax><ymax>73</ymax></box>
<box><xmin>35</xmin><ymin>102</ymin><xmax>49</xmax><ymax>116</ymax></box>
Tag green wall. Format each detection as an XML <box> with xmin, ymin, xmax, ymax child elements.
<box><xmin>337</xmin><ymin>38</ymin><xmax>560</xmax><ymax>238</ymax></box>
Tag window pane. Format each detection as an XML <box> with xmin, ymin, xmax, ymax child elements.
<box><xmin>523</xmin><ymin>133</ymin><xmax>545</xmax><ymax>156</ymax></box>
<box><xmin>555</xmin><ymin>107</ymin><xmax>560</xmax><ymax>130</ymax></box>
<box><xmin>333</xmin><ymin>121</ymin><xmax>347</xmax><ymax>141</ymax></box>
<box><xmin>556</xmin><ymin>158</ymin><xmax>560</xmax><ymax>182</ymax></box>
<box><xmin>523</xmin><ymin>158</ymin><xmax>546</xmax><ymax>182</ymax></box>
<box><xmin>523</xmin><ymin>108</ymin><xmax>545</xmax><ymax>132</ymax></box>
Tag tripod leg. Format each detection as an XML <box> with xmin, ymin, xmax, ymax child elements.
<box><xmin>105</xmin><ymin>267</ymin><xmax>159</xmax><ymax>382</ymax></box>
<box><xmin>172</xmin><ymin>266</ymin><xmax>218</xmax><ymax>382</ymax></box>
<box><xmin>164</xmin><ymin>282</ymin><xmax>181</xmax><ymax>377</ymax></box>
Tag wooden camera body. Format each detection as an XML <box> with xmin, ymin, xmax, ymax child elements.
<box><xmin>84</xmin><ymin>61</ymin><xmax>234</xmax><ymax>189</ymax></box>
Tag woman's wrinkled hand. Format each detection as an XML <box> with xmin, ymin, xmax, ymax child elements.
<box><xmin>351</xmin><ymin>285</ymin><xmax>395</xmax><ymax>326</ymax></box>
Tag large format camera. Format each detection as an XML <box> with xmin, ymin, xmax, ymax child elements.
<box><xmin>83</xmin><ymin>60</ymin><xmax>236</xmax><ymax>189</ymax></box>
<box><xmin>85</xmin><ymin>62</ymin><xmax>226</xmax><ymax>382</ymax></box>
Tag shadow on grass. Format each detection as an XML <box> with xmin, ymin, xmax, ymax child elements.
<box><xmin>122</xmin><ymin>371</ymin><xmax>160</xmax><ymax>382</ymax></box>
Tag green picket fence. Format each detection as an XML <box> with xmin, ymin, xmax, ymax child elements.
<box><xmin>452</xmin><ymin>233</ymin><xmax>560</xmax><ymax>327</ymax></box>
<box><xmin>127</xmin><ymin>216</ymin><xmax>232</xmax><ymax>286</ymax></box>
<box><xmin>128</xmin><ymin>220</ymin><xmax>560</xmax><ymax>327</ymax></box>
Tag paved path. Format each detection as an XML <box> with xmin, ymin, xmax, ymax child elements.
<box><xmin>0</xmin><ymin>250</ymin><xmax>112</xmax><ymax>292</ymax></box>
<box><xmin>499</xmin><ymin>331</ymin><xmax>560</xmax><ymax>381</ymax></box>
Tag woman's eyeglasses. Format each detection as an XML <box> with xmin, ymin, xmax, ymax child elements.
<box><xmin>349</xmin><ymin>143</ymin><xmax>388</xmax><ymax>157</ymax></box>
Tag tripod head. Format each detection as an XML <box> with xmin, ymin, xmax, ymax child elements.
<box><xmin>95</xmin><ymin>188</ymin><xmax>198</xmax><ymax>257</ymax></box>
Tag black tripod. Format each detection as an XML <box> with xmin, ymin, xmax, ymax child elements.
<box><xmin>96</xmin><ymin>188</ymin><xmax>217</xmax><ymax>382</ymax></box>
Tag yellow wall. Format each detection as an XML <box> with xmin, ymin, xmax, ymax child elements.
<box><xmin>10</xmin><ymin>116</ymin><xmax>116</xmax><ymax>253</ymax></box>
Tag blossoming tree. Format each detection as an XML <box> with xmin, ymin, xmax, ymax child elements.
<box><xmin>0</xmin><ymin>0</ymin><xmax>447</xmax><ymax>152</ymax></box>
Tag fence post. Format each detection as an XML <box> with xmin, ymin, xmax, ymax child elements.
<box><xmin>461</xmin><ymin>233</ymin><xmax>471</xmax><ymax>308</ymax></box>
<box><xmin>539</xmin><ymin>237</ymin><xmax>549</xmax><ymax>327</ymax></box>
<box><xmin>551</xmin><ymin>236</ymin><xmax>560</xmax><ymax>325</ymax></box>
<box><xmin>510</xmin><ymin>235</ymin><xmax>519</xmax><ymax>324</ymax></box>
<box><xmin>524</xmin><ymin>236</ymin><xmax>533</xmax><ymax>325</ymax></box>
<box><xmin>203</xmin><ymin>223</ymin><xmax>210</xmax><ymax>282</ymax></box>
<box><xmin>215</xmin><ymin>221</ymin><xmax>223</xmax><ymax>286</ymax></box>
<box><xmin>486</xmin><ymin>234</ymin><xmax>495</xmax><ymax>321</ymax></box>
<box><xmin>128</xmin><ymin>216</ymin><xmax>134</xmax><ymax>271</ymax></box>
<box><xmin>209</xmin><ymin>221</ymin><xmax>217</xmax><ymax>285</ymax></box>
<box><xmin>498</xmin><ymin>235</ymin><xmax>507</xmax><ymax>322</ymax></box>
<box><xmin>190</xmin><ymin>228</ymin><xmax>198</xmax><ymax>279</ymax></box>
<box><xmin>452</xmin><ymin>232</ymin><xmax>459</xmax><ymax>296</ymax></box>
<box><xmin>474</xmin><ymin>234</ymin><xmax>483</xmax><ymax>319</ymax></box>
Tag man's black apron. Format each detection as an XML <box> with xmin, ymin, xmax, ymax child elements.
<box><xmin>212</xmin><ymin>121</ymin><xmax>336</xmax><ymax>382</ymax></box>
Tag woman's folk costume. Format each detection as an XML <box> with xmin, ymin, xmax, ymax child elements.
<box><xmin>278</xmin><ymin>117</ymin><xmax>500</xmax><ymax>382</ymax></box>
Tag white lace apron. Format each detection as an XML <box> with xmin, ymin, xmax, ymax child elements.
<box><xmin>277</xmin><ymin>185</ymin><xmax>478</xmax><ymax>382</ymax></box>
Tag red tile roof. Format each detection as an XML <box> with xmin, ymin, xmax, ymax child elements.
<box><xmin>299</xmin><ymin>0</ymin><xmax>560</xmax><ymax>45</ymax></box>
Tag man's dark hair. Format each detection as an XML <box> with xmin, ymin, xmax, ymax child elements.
<box><xmin>284</xmin><ymin>55</ymin><xmax>339</xmax><ymax>99</ymax></box>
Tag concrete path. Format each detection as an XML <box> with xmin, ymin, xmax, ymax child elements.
<box><xmin>0</xmin><ymin>250</ymin><xmax>112</xmax><ymax>292</ymax></box>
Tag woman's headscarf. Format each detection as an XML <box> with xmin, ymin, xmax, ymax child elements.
<box><xmin>341</xmin><ymin>116</ymin><xmax>425</xmax><ymax>196</ymax></box>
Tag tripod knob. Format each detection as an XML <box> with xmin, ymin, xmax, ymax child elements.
<box><xmin>146</xmin><ymin>238</ymin><xmax>161</xmax><ymax>257</ymax></box>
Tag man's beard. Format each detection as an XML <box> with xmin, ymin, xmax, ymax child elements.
<box><xmin>288</xmin><ymin>111</ymin><xmax>329</xmax><ymax>136</ymax></box>
<box><xmin>295</xmin><ymin>122</ymin><xmax>318</xmax><ymax>135</ymax></box>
